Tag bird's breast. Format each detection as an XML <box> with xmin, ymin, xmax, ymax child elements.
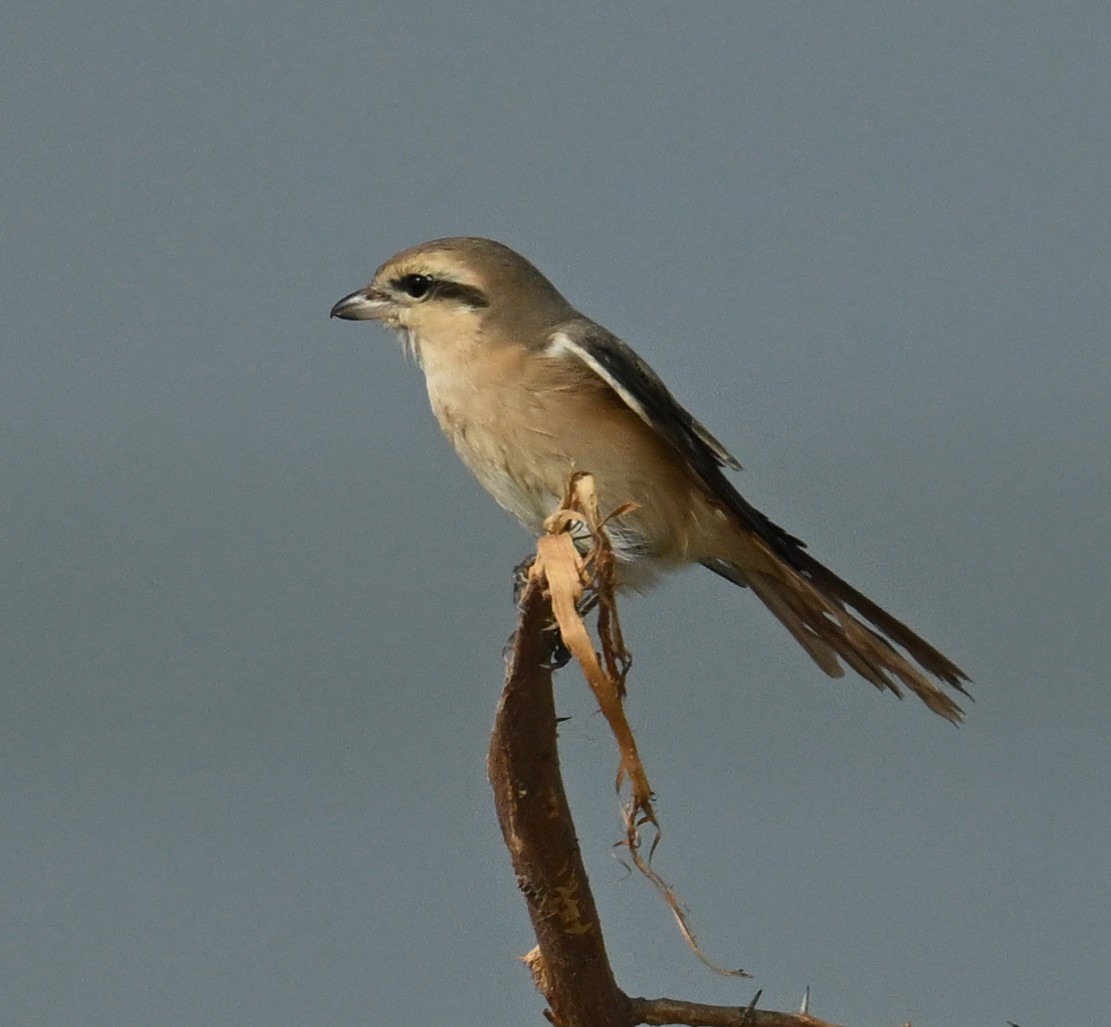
<box><xmin>420</xmin><ymin>342</ymin><xmax>564</xmax><ymax>532</ymax></box>
<box><xmin>413</xmin><ymin>336</ymin><xmax>716</xmax><ymax>588</ymax></box>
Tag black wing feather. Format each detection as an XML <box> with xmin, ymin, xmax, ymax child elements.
<box><xmin>554</xmin><ymin>319</ymin><xmax>809</xmax><ymax>564</ymax></box>
<box><xmin>553</xmin><ymin>319</ymin><xmax>969</xmax><ymax>699</ymax></box>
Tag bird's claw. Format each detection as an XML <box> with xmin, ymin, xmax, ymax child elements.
<box><xmin>502</xmin><ymin>621</ymin><xmax>572</xmax><ymax>670</ymax></box>
<box><xmin>511</xmin><ymin>555</ymin><xmax>536</xmax><ymax>609</ymax></box>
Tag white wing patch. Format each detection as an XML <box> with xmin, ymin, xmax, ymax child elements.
<box><xmin>547</xmin><ymin>330</ymin><xmax>654</xmax><ymax>429</ymax></box>
<box><xmin>547</xmin><ymin>330</ymin><xmax>741</xmax><ymax>472</ymax></box>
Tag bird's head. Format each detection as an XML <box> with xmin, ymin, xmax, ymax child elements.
<box><xmin>330</xmin><ymin>237</ymin><xmax>575</xmax><ymax>346</ymax></box>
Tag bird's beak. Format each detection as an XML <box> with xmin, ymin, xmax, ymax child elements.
<box><xmin>329</xmin><ymin>287</ymin><xmax>391</xmax><ymax>321</ymax></box>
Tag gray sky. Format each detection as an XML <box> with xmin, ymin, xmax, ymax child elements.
<box><xmin>4</xmin><ymin>5</ymin><xmax>1109</xmax><ymax>1025</ymax></box>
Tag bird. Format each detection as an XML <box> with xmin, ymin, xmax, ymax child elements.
<box><xmin>331</xmin><ymin>237</ymin><xmax>969</xmax><ymax>721</ymax></box>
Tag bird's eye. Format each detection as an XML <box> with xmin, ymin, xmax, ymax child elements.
<box><xmin>397</xmin><ymin>274</ymin><xmax>433</xmax><ymax>299</ymax></box>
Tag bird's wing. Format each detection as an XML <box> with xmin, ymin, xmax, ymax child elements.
<box><xmin>547</xmin><ymin>319</ymin><xmax>807</xmax><ymax>559</ymax></box>
<box><xmin>548</xmin><ymin>321</ymin><xmax>741</xmax><ymax>471</ymax></box>
<box><xmin>548</xmin><ymin>319</ymin><xmax>969</xmax><ymax>715</ymax></box>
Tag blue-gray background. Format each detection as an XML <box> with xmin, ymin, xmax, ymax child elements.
<box><xmin>4</xmin><ymin>5</ymin><xmax>1108</xmax><ymax>1025</ymax></box>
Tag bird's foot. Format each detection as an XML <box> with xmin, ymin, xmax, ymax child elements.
<box><xmin>502</xmin><ymin>620</ymin><xmax>572</xmax><ymax>670</ymax></box>
<box><xmin>511</xmin><ymin>555</ymin><xmax>535</xmax><ymax>609</ymax></box>
<box><xmin>508</xmin><ymin>554</ymin><xmax>576</xmax><ymax>669</ymax></box>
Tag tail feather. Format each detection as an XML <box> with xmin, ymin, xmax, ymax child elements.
<box><xmin>745</xmin><ymin>575</ymin><xmax>845</xmax><ymax>679</ymax></box>
<box><xmin>703</xmin><ymin>553</ymin><xmax>969</xmax><ymax>723</ymax></box>
<box><xmin>793</xmin><ymin>551</ymin><xmax>969</xmax><ymax>691</ymax></box>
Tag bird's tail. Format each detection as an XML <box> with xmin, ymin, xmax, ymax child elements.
<box><xmin>703</xmin><ymin>549</ymin><xmax>969</xmax><ymax>722</ymax></box>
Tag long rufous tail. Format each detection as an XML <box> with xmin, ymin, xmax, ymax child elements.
<box><xmin>704</xmin><ymin>550</ymin><xmax>969</xmax><ymax>722</ymax></box>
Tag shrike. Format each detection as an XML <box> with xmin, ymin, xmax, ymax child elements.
<box><xmin>331</xmin><ymin>237</ymin><xmax>968</xmax><ymax>720</ymax></box>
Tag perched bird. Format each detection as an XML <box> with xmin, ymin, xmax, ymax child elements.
<box><xmin>331</xmin><ymin>237</ymin><xmax>968</xmax><ymax>720</ymax></box>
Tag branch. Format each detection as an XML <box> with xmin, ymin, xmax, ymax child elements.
<box><xmin>630</xmin><ymin>995</ymin><xmax>841</xmax><ymax>1027</ymax></box>
<box><xmin>487</xmin><ymin>572</ymin><xmax>631</xmax><ymax>1027</ymax></box>
<box><xmin>486</xmin><ymin>475</ymin><xmax>852</xmax><ymax>1026</ymax></box>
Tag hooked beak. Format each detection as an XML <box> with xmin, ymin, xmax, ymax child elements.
<box><xmin>329</xmin><ymin>287</ymin><xmax>391</xmax><ymax>321</ymax></box>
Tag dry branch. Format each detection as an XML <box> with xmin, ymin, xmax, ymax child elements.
<box><xmin>488</xmin><ymin>569</ymin><xmax>630</xmax><ymax>1027</ymax></box>
<box><xmin>629</xmin><ymin>995</ymin><xmax>841</xmax><ymax>1027</ymax></box>
<box><xmin>486</xmin><ymin>474</ymin><xmax>851</xmax><ymax>1026</ymax></box>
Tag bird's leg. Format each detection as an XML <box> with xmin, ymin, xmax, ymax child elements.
<box><xmin>511</xmin><ymin>555</ymin><xmax>535</xmax><ymax>610</ymax></box>
<box><xmin>508</xmin><ymin>554</ymin><xmax>576</xmax><ymax>669</ymax></box>
<box><xmin>575</xmin><ymin>589</ymin><xmax>600</xmax><ymax>618</ymax></box>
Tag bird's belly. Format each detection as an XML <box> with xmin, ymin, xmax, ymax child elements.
<box><xmin>430</xmin><ymin>404</ymin><xmax>694</xmax><ymax>591</ymax></box>
<box><xmin>460</xmin><ymin>445</ymin><xmax>561</xmax><ymax>533</ymax></box>
<box><xmin>427</xmin><ymin>387</ymin><xmax>561</xmax><ymax>532</ymax></box>
<box><xmin>422</xmin><ymin>359</ymin><xmax>708</xmax><ymax>588</ymax></box>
